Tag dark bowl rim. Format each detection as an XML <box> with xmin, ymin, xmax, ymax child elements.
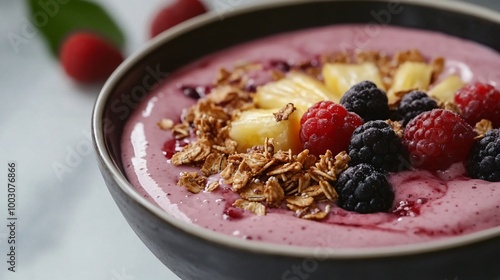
<box><xmin>92</xmin><ymin>0</ymin><xmax>500</xmax><ymax>259</ymax></box>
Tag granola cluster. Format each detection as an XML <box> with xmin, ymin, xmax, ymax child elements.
<box><xmin>160</xmin><ymin>49</ymin><xmax>448</xmax><ymax>220</ymax></box>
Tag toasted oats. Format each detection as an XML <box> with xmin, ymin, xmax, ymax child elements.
<box><xmin>267</xmin><ymin>162</ymin><xmax>302</xmax><ymax>176</ymax></box>
<box><xmin>386</xmin><ymin>120</ymin><xmax>404</xmax><ymax>138</ymax></box>
<box><xmin>212</xmin><ymin>138</ymin><xmax>238</xmax><ymax>155</ymax></box>
<box><xmin>171</xmin><ymin>139</ymin><xmax>212</xmax><ymax>165</ymax></box>
<box><xmin>319</xmin><ymin>181</ymin><xmax>338</xmax><ymax>201</ymax></box>
<box><xmin>215</xmin><ymin>68</ymin><xmax>232</xmax><ymax>85</ymax></box>
<box><xmin>273</xmin><ymin>150</ymin><xmax>291</xmax><ymax>163</ymax></box>
<box><xmin>475</xmin><ymin>119</ymin><xmax>493</xmax><ymax>137</ymax></box>
<box><xmin>264</xmin><ymin>177</ymin><xmax>285</xmax><ymax>207</ymax></box>
<box><xmin>239</xmin><ymin>180</ymin><xmax>266</xmax><ymax>202</ymax></box>
<box><xmin>233</xmin><ymin>199</ymin><xmax>266</xmax><ymax>216</ymax></box>
<box><xmin>394</xmin><ymin>49</ymin><xmax>425</xmax><ymax>63</ymax></box>
<box><xmin>206</xmin><ymin>181</ymin><xmax>220</xmax><ymax>192</ymax></box>
<box><xmin>431</xmin><ymin>57</ymin><xmax>445</xmax><ymax>82</ymax></box>
<box><xmin>178</xmin><ymin>172</ymin><xmax>206</xmax><ymax>194</ymax></box>
<box><xmin>303</xmin><ymin>185</ymin><xmax>325</xmax><ymax>199</ymax></box>
<box><xmin>157</xmin><ymin>118</ymin><xmax>174</xmax><ymax>130</ymax></box>
<box><xmin>200</xmin><ymin>153</ymin><xmax>227</xmax><ymax>176</ymax></box>
<box><xmin>243</xmin><ymin>153</ymin><xmax>270</xmax><ymax>175</ymax></box>
<box><xmin>273</xmin><ymin>103</ymin><xmax>296</xmax><ymax>122</ymax></box>
<box><xmin>286</xmin><ymin>195</ymin><xmax>314</xmax><ymax>208</ymax></box>
<box><xmin>302</xmin><ymin>205</ymin><xmax>331</xmax><ymax>220</ymax></box>
<box><xmin>322</xmin><ymin>52</ymin><xmax>351</xmax><ymax>64</ymax></box>
<box><xmin>298</xmin><ymin>173</ymin><xmax>312</xmax><ymax>193</ymax></box>
<box><xmin>232</xmin><ymin>161</ymin><xmax>253</xmax><ymax>191</ymax></box>
<box><xmin>440</xmin><ymin>101</ymin><xmax>461</xmax><ymax>115</ymax></box>
<box><xmin>270</xmin><ymin>69</ymin><xmax>285</xmax><ymax>81</ymax></box>
<box><xmin>264</xmin><ymin>138</ymin><xmax>274</xmax><ymax>159</ymax></box>
<box><xmin>334</xmin><ymin>151</ymin><xmax>350</xmax><ymax>176</ymax></box>
<box><xmin>220</xmin><ymin>162</ymin><xmax>237</xmax><ymax>183</ymax></box>
<box><xmin>172</xmin><ymin>123</ymin><xmax>190</xmax><ymax>139</ymax></box>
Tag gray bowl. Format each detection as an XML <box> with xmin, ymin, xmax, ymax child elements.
<box><xmin>92</xmin><ymin>1</ymin><xmax>500</xmax><ymax>279</ymax></box>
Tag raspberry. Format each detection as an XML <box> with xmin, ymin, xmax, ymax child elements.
<box><xmin>150</xmin><ymin>0</ymin><xmax>207</xmax><ymax>38</ymax></box>
<box><xmin>348</xmin><ymin>120</ymin><xmax>407</xmax><ymax>173</ymax></box>
<box><xmin>397</xmin><ymin>90</ymin><xmax>438</xmax><ymax>126</ymax></box>
<box><xmin>454</xmin><ymin>82</ymin><xmax>500</xmax><ymax>128</ymax></box>
<box><xmin>466</xmin><ymin>129</ymin><xmax>500</xmax><ymax>182</ymax></box>
<box><xmin>403</xmin><ymin>109</ymin><xmax>476</xmax><ymax>170</ymax></box>
<box><xmin>59</xmin><ymin>32</ymin><xmax>124</xmax><ymax>83</ymax></box>
<box><xmin>339</xmin><ymin>80</ymin><xmax>390</xmax><ymax>121</ymax></box>
<box><xmin>300</xmin><ymin>101</ymin><xmax>363</xmax><ymax>156</ymax></box>
<box><xmin>334</xmin><ymin>164</ymin><xmax>394</xmax><ymax>213</ymax></box>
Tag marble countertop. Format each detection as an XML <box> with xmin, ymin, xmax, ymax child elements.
<box><xmin>0</xmin><ymin>0</ymin><xmax>498</xmax><ymax>279</ymax></box>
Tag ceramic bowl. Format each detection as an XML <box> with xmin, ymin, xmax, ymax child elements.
<box><xmin>92</xmin><ymin>1</ymin><xmax>500</xmax><ymax>279</ymax></box>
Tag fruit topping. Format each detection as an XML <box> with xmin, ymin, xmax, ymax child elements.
<box><xmin>348</xmin><ymin>120</ymin><xmax>407</xmax><ymax>173</ymax></box>
<box><xmin>454</xmin><ymin>82</ymin><xmax>500</xmax><ymax>128</ymax></box>
<box><xmin>334</xmin><ymin>164</ymin><xmax>394</xmax><ymax>214</ymax></box>
<box><xmin>466</xmin><ymin>128</ymin><xmax>500</xmax><ymax>182</ymax></box>
<box><xmin>339</xmin><ymin>80</ymin><xmax>390</xmax><ymax>121</ymax></box>
<box><xmin>300</xmin><ymin>101</ymin><xmax>363</xmax><ymax>156</ymax></box>
<box><xmin>254</xmin><ymin>72</ymin><xmax>338</xmax><ymax>112</ymax></box>
<box><xmin>59</xmin><ymin>32</ymin><xmax>124</xmax><ymax>83</ymax></box>
<box><xmin>403</xmin><ymin>109</ymin><xmax>476</xmax><ymax>170</ymax></box>
<box><xmin>229</xmin><ymin>107</ymin><xmax>302</xmax><ymax>153</ymax></box>
<box><xmin>388</xmin><ymin>61</ymin><xmax>433</xmax><ymax>100</ymax></box>
<box><xmin>396</xmin><ymin>90</ymin><xmax>439</xmax><ymax>126</ymax></box>
<box><xmin>322</xmin><ymin>62</ymin><xmax>385</xmax><ymax>99</ymax></box>
<box><xmin>428</xmin><ymin>75</ymin><xmax>464</xmax><ymax>102</ymax></box>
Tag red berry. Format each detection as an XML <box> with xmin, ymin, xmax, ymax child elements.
<box><xmin>300</xmin><ymin>101</ymin><xmax>363</xmax><ymax>156</ymax></box>
<box><xmin>59</xmin><ymin>32</ymin><xmax>124</xmax><ymax>83</ymax></box>
<box><xmin>403</xmin><ymin>109</ymin><xmax>476</xmax><ymax>170</ymax></box>
<box><xmin>150</xmin><ymin>0</ymin><xmax>207</xmax><ymax>38</ymax></box>
<box><xmin>454</xmin><ymin>82</ymin><xmax>500</xmax><ymax>128</ymax></box>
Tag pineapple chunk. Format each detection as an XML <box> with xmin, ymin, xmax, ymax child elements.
<box><xmin>229</xmin><ymin>109</ymin><xmax>301</xmax><ymax>153</ymax></box>
<box><xmin>388</xmin><ymin>62</ymin><xmax>433</xmax><ymax>103</ymax></box>
<box><xmin>322</xmin><ymin>62</ymin><xmax>385</xmax><ymax>97</ymax></box>
<box><xmin>428</xmin><ymin>75</ymin><xmax>464</xmax><ymax>102</ymax></box>
<box><xmin>254</xmin><ymin>72</ymin><xmax>337</xmax><ymax>112</ymax></box>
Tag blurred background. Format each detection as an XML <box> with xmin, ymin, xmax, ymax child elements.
<box><xmin>0</xmin><ymin>0</ymin><xmax>498</xmax><ymax>279</ymax></box>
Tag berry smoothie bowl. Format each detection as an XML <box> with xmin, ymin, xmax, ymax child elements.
<box><xmin>92</xmin><ymin>1</ymin><xmax>500</xmax><ymax>279</ymax></box>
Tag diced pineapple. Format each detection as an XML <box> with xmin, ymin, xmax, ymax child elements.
<box><xmin>229</xmin><ymin>109</ymin><xmax>301</xmax><ymax>153</ymax></box>
<box><xmin>322</xmin><ymin>62</ymin><xmax>385</xmax><ymax>97</ymax></box>
<box><xmin>388</xmin><ymin>62</ymin><xmax>433</xmax><ymax>103</ymax></box>
<box><xmin>428</xmin><ymin>75</ymin><xmax>464</xmax><ymax>102</ymax></box>
<box><xmin>254</xmin><ymin>72</ymin><xmax>337</xmax><ymax>112</ymax></box>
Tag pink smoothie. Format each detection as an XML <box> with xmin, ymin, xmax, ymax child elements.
<box><xmin>121</xmin><ymin>25</ymin><xmax>500</xmax><ymax>248</ymax></box>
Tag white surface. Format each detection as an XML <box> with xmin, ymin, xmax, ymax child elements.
<box><xmin>0</xmin><ymin>0</ymin><xmax>498</xmax><ymax>280</ymax></box>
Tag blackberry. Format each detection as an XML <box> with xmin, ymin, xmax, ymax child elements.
<box><xmin>397</xmin><ymin>90</ymin><xmax>438</xmax><ymax>126</ymax></box>
<box><xmin>466</xmin><ymin>129</ymin><xmax>500</xmax><ymax>182</ymax></box>
<box><xmin>340</xmin><ymin>80</ymin><xmax>390</xmax><ymax>121</ymax></box>
<box><xmin>348</xmin><ymin>120</ymin><xmax>407</xmax><ymax>172</ymax></box>
<box><xmin>335</xmin><ymin>164</ymin><xmax>394</xmax><ymax>214</ymax></box>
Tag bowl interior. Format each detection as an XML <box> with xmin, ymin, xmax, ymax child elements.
<box><xmin>93</xmin><ymin>0</ymin><xmax>500</xmax><ymax>258</ymax></box>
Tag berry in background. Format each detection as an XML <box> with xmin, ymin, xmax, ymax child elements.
<box><xmin>59</xmin><ymin>32</ymin><xmax>124</xmax><ymax>83</ymax></box>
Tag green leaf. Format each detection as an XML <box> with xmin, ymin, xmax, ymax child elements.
<box><xmin>28</xmin><ymin>0</ymin><xmax>125</xmax><ymax>55</ymax></box>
